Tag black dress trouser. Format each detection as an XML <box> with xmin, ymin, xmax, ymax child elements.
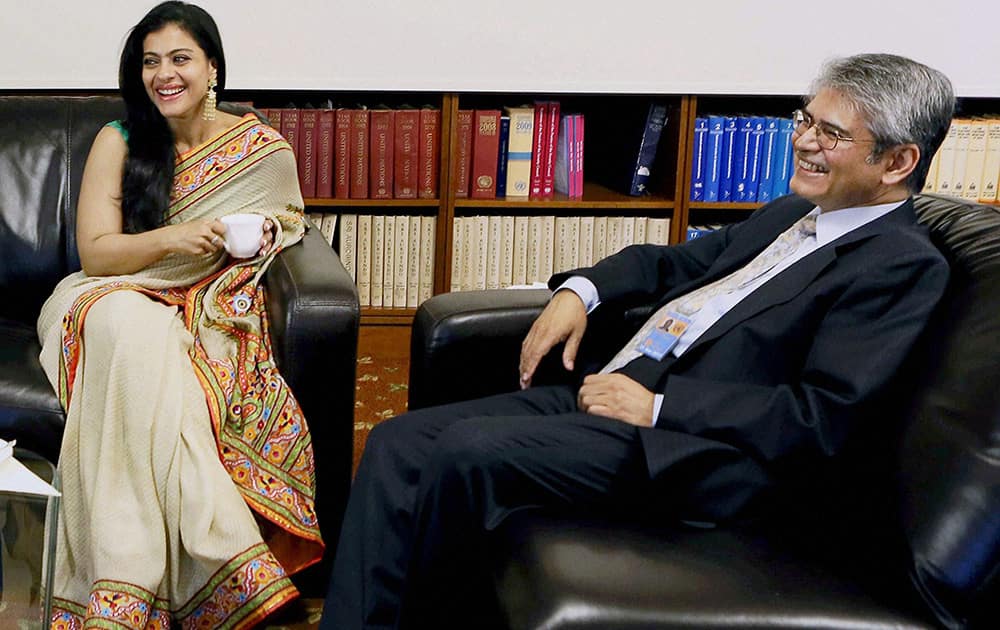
<box><xmin>320</xmin><ymin>384</ymin><xmax>653</xmax><ymax>630</ymax></box>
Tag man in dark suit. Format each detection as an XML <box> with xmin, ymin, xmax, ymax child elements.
<box><xmin>322</xmin><ymin>53</ymin><xmax>955</xmax><ymax>629</ymax></box>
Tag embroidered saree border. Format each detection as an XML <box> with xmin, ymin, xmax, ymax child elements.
<box><xmin>50</xmin><ymin>543</ymin><xmax>295</xmax><ymax>630</ymax></box>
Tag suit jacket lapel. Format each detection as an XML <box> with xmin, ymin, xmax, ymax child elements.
<box><xmin>675</xmin><ymin>199</ymin><xmax>917</xmax><ymax>359</ymax></box>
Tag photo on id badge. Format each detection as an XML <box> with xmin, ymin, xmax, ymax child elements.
<box><xmin>639</xmin><ymin>312</ymin><xmax>691</xmax><ymax>361</ymax></box>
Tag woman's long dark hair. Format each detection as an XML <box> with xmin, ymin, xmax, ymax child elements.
<box><xmin>118</xmin><ymin>1</ymin><xmax>226</xmax><ymax>233</ymax></box>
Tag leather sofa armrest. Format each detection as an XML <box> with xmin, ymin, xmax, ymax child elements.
<box><xmin>263</xmin><ymin>224</ymin><xmax>359</xmax><ymax>587</ymax></box>
<box><xmin>408</xmin><ymin>289</ymin><xmax>552</xmax><ymax>410</ymax></box>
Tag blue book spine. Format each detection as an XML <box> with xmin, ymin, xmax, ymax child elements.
<box><xmin>718</xmin><ymin>116</ymin><xmax>737</xmax><ymax>202</ymax></box>
<box><xmin>630</xmin><ymin>103</ymin><xmax>669</xmax><ymax>195</ymax></box>
<box><xmin>743</xmin><ymin>116</ymin><xmax>766</xmax><ymax>202</ymax></box>
<box><xmin>704</xmin><ymin>116</ymin><xmax>725</xmax><ymax>202</ymax></box>
<box><xmin>690</xmin><ymin>117</ymin><xmax>708</xmax><ymax>201</ymax></box>
<box><xmin>770</xmin><ymin>117</ymin><xmax>795</xmax><ymax>198</ymax></box>
<box><xmin>732</xmin><ymin>116</ymin><xmax>753</xmax><ymax>202</ymax></box>
<box><xmin>756</xmin><ymin>117</ymin><xmax>780</xmax><ymax>203</ymax></box>
<box><xmin>496</xmin><ymin>115</ymin><xmax>511</xmax><ymax>197</ymax></box>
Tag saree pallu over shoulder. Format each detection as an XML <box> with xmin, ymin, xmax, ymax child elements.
<box><xmin>39</xmin><ymin>116</ymin><xmax>323</xmax><ymax>630</ymax></box>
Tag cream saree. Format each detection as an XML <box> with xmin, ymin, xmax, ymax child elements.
<box><xmin>36</xmin><ymin>115</ymin><xmax>323</xmax><ymax>630</ymax></box>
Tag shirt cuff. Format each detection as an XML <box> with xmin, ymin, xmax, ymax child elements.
<box><xmin>652</xmin><ymin>394</ymin><xmax>664</xmax><ymax>427</ymax></box>
<box><xmin>554</xmin><ymin>276</ymin><xmax>600</xmax><ymax>313</ymax></box>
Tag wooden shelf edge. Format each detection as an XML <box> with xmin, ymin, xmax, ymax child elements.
<box><xmin>304</xmin><ymin>198</ymin><xmax>440</xmax><ymax>208</ymax></box>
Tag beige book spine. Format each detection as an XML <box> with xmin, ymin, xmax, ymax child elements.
<box><xmin>578</xmin><ymin>216</ymin><xmax>595</xmax><ymax>268</ymax></box>
<box><xmin>419</xmin><ymin>216</ymin><xmax>436</xmax><ymax>304</ymax></box>
<box><xmin>593</xmin><ymin>216</ymin><xmax>608</xmax><ymax>264</ymax></box>
<box><xmin>407</xmin><ymin>215</ymin><xmax>421</xmax><ymax>308</ymax></box>
<box><xmin>949</xmin><ymin>119</ymin><xmax>972</xmax><ymax>198</ymax></box>
<box><xmin>554</xmin><ymin>216</ymin><xmax>571</xmax><ymax>273</ymax></box>
<box><xmin>513</xmin><ymin>216</ymin><xmax>529</xmax><ymax>285</ymax></box>
<box><xmin>634</xmin><ymin>216</ymin><xmax>647</xmax><ymax>244</ymax></box>
<box><xmin>461</xmin><ymin>215</ymin><xmax>477</xmax><ymax>291</ymax></box>
<box><xmin>450</xmin><ymin>217</ymin><xmax>464</xmax><ymax>292</ymax></box>
<box><xmin>486</xmin><ymin>215</ymin><xmax>502</xmax><ymax>290</ymax></box>
<box><xmin>338</xmin><ymin>213</ymin><xmax>358</xmax><ymax>281</ymax></box>
<box><xmin>393</xmin><ymin>215</ymin><xmax>410</xmax><ymax>307</ymax></box>
<box><xmin>500</xmin><ymin>215</ymin><xmax>515</xmax><ymax>288</ymax></box>
<box><xmin>934</xmin><ymin>121</ymin><xmax>959</xmax><ymax>196</ymax></box>
<box><xmin>620</xmin><ymin>216</ymin><xmax>635</xmax><ymax>250</ymax></box>
<box><xmin>566</xmin><ymin>216</ymin><xmax>580</xmax><ymax>271</ymax></box>
<box><xmin>320</xmin><ymin>213</ymin><xmax>338</xmax><ymax>245</ymax></box>
<box><xmin>474</xmin><ymin>215</ymin><xmax>489</xmax><ymax>290</ymax></box>
<box><xmin>370</xmin><ymin>215</ymin><xmax>385</xmax><ymax>307</ymax></box>
<box><xmin>981</xmin><ymin>120</ymin><xmax>1000</xmax><ymax>202</ymax></box>
<box><xmin>526</xmin><ymin>216</ymin><xmax>542</xmax><ymax>284</ymax></box>
<box><xmin>923</xmin><ymin>148</ymin><xmax>941</xmax><ymax>193</ymax></box>
<box><xmin>357</xmin><ymin>214</ymin><xmax>373</xmax><ymax>307</ymax></box>
<box><xmin>607</xmin><ymin>216</ymin><xmax>623</xmax><ymax>256</ymax></box>
<box><xmin>382</xmin><ymin>215</ymin><xmax>395</xmax><ymax>307</ymax></box>
<box><xmin>963</xmin><ymin>120</ymin><xmax>988</xmax><ymax>201</ymax></box>
<box><xmin>539</xmin><ymin>215</ymin><xmax>555</xmax><ymax>282</ymax></box>
<box><xmin>647</xmin><ymin>217</ymin><xmax>670</xmax><ymax>245</ymax></box>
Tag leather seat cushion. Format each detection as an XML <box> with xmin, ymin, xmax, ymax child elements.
<box><xmin>0</xmin><ymin>318</ymin><xmax>65</xmax><ymax>461</ymax></box>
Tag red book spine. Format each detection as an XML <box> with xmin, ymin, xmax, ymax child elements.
<box><xmin>316</xmin><ymin>109</ymin><xmax>334</xmax><ymax>198</ymax></box>
<box><xmin>350</xmin><ymin>109</ymin><xmax>370</xmax><ymax>199</ymax></box>
<box><xmin>369</xmin><ymin>109</ymin><xmax>395</xmax><ymax>199</ymax></box>
<box><xmin>454</xmin><ymin>110</ymin><xmax>474</xmax><ymax>198</ymax></box>
<box><xmin>542</xmin><ymin>101</ymin><xmax>560</xmax><ymax>198</ymax></box>
<box><xmin>418</xmin><ymin>108</ymin><xmax>440</xmax><ymax>199</ymax></box>
<box><xmin>298</xmin><ymin>109</ymin><xmax>318</xmax><ymax>199</ymax></box>
<box><xmin>280</xmin><ymin>108</ymin><xmax>301</xmax><ymax>166</ymax></box>
<box><xmin>470</xmin><ymin>110</ymin><xmax>501</xmax><ymax>199</ymax></box>
<box><xmin>267</xmin><ymin>108</ymin><xmax>282</xmax><ymax>134</ymax></box>
<box><xmin>394</xmin><ymin>109</ymin><xmax>420</xmax><ymax>199</ymax></box>
<box><xmin>334</xmin><ymin>108</ymin><xmax>352</xmax><ymax>198</ymax></box>
<box><xmin>529</xmin><ymin>101</ymin><xmax>548</xmax><ymax>198</ymax></box>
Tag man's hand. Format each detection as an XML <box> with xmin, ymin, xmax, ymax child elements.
<box><xmin>577</xmin><ymin>373</ymin><xmax>655</xmax><ymax>427</ymax></box>
<box><xmin>519</xmin><ymin>290</ymin><xmax>587</xmax><ymax>389</ymax></box>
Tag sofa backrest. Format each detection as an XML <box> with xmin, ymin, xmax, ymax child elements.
<box><xmin>0</xmin><ymin>95</ymin><xmax>125</xmax><ymax>324</ymax></box>
<box><xmin>905</xmin><ymin>194</ymin><xmax>1000</xmax><ymax>628</ymax></box>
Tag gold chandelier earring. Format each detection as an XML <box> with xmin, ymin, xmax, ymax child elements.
<box><xmin>203</xmin><ymin>72</ymin><xmax>217</xmax><ymax>121</ymax></box>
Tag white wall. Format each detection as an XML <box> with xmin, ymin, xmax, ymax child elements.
<box><xmin>3</xmin><ymin>1</ymin><xmax>998</xmax><ymax>96</ymax></box>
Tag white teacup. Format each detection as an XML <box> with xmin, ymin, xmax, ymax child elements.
<box><xmin>221</xmin><ymin>213</ymin><xmax>265</xmax><ymax>258</ymax></box>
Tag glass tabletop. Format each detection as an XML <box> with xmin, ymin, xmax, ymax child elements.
<box><xmin>0</xmin><ymin>448</ymin><xmax>60</xmax><ymax>630</ymax></box>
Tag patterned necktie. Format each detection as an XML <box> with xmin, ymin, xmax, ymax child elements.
<box><xmin>601</xmin><ymin>213</ymin><xmax>818</xmax><ymax>374</ymax></box>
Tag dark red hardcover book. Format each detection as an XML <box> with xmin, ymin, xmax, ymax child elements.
<box><xmin>316</xmin><ymin>108</ymin><xmax>334</xmax><ymax>198</ymax></box>
<box><xmin>454</xmin><ymin>109</ymin><xmax>474</xmax><ymax>198</ymax></box>
<box><xmin>279</xmin><ymin>108</ymin><xmax>301</xmax><ymax>164</ymax></box>
<box><xmin>350</xmin><ymin>108</ymin><xmax>370</xmax><ymax>199</ymax></box>
<box><xmin>298</xmin><ymin>109</ymin><xmax>318</xmax><ymax>199</ymax></box>
<box><xmin>418</xmin><ymin>108</ymin><xmax>440</xmax><ymax>199</ymax></box>
<box><xmin>528</xmin><ymin>101</ymin><xmax>548</xmax><ymax>198</ymax></box>
<box><xmin>394</xmin><ymin>109</ymin><xmax>420</xmax><ymax>199</ymax></box>
<box><xmin>541</xmin><ymin>101</ymin><xmax>560</xmax><ymax>198</ymax></box>
<box><xmin>334</xmin><ymin>108</ymin><xmax>352</xmax><ymax>198</ymax></box>
<box><xmin>266</xmin><ymin>108</ymin><xmax>282</xmax><ymax>133</ymax></box>
<box><xmin>470</xmin><ymin>110</ymin><xmax>501</xmax><ymax>199</ymax></box>
<box><xmin>369</xmin><ymin>109</ymin><xmax>395</xmax><ymax>199</ymax></box>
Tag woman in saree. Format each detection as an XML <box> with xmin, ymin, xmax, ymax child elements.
<box><xmin>36</xmin><ymin>2</ymin><xmax>323</xmax><ymax>628</ymax></box>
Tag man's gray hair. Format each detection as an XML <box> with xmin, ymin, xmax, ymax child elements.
<box><xmin>809</xmin><ymin>53</ymin><xmax>955</xmax><ymax>194</ymax></box>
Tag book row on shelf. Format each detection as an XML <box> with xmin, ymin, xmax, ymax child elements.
<box><xmin>263</xmin><ymin>105</ymin><xmax>441</xmax><ymax>200</ymax></box>
<box><xmin>309</xmin><ymin>213</ymin><xmax>437</xmax><ymax>309</ymax></box>
<box><xmin>454</xmin><ymin>104</ymin><xmax>585</xmax><ymax>200</ymax></box>
<box><xmin>454</xmin><ymin>99</ymin><xmax>672</xmax><ymax>201</ymax></box>
<box><xmin>922</xmin><ymin>117</ymin><xmax>1000</xmax><ymax>202</ymax></box>
<box><xmin>689</xmin><ymin>115</ymin><xmax>794</xmax><ymax>205</ymax></box>
<box><xmin>449</xmin><ymin>215</ymin><xmax>672</xmax><ymax>292</ymax></box>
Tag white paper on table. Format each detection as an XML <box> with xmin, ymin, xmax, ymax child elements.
<box><xmin>0</xmin><ymin>440</ymin><xmax>60</xmax><ymax>497</ymax></box>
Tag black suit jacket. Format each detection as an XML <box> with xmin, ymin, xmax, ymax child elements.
<box><xmin>552</xmin><ymin>195</ymin><xmax>949</xmax><ymax>519</ymax></box>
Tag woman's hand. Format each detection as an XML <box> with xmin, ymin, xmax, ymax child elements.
<box><xmin>164</xmin><ymin>219</ymin><xmax>228</xmax><ymax>255</ymax></box>
<box><xmin>259</xmin><ymin>219</ymin><xmax>276</xmax><ymax>256</ymax></box>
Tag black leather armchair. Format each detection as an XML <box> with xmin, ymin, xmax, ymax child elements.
<box><xmin>0</xmin><ymin>95</ymin><xmax>359</xmax><ymax>595</ymax></box>
<box><xmin>408</xmin><ymin>194</ymin><xmax>999</xmax><ymax>629</ymax></box>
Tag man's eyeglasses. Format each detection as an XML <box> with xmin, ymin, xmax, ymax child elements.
<box><xmin>791</xmin><ymin>109</ymin><xmax>873</xmax><ymax>151</ymax></box>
